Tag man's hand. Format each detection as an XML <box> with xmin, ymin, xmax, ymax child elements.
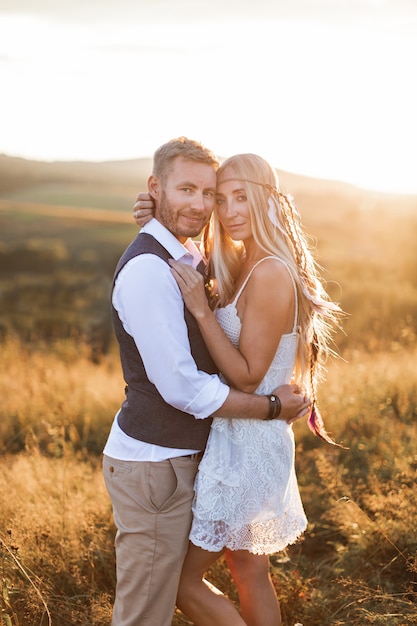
<box><xmin>273</xmin><ymin>384</ymin><xmax>311</xmax><ymax>424</ymax></box>
<box><xmin>133</xmin><ymin>192</ymin><xmax>155</xmax><ymax>227</ymax></box>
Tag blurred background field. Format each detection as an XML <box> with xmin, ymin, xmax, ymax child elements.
<box><xmin>0</xmin><ymin>156</ymin><xmax>416</xmax><ymax>625</ymax></box>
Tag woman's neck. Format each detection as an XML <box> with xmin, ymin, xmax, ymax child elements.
<box><xmin>242</xmin><ymin>240</ymin><xmax>266</xmax><ymax>266</ymax></box>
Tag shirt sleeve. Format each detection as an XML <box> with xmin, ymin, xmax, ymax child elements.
<box><xmin>112</xmin><ymin>254</ymin><xmax>229</xmax><ymax>419</ymax></box>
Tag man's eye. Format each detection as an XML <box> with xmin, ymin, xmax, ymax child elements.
<box><xmin>181</xmin><ymin>187</ymin><xmax>192</xmax><ymax>193</ymax></box>
<box><xmin>204</xmin><ymin>191</ymin><xmax>214</xmax><ymax>198</ymax></box>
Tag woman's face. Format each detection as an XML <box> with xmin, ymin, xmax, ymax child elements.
<box><xmin>215</xmin><ymin>169</ymin><xmax>252</xmax><ymax>241</ymax></box>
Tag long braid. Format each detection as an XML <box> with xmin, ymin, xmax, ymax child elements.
<box><xmin>276</xmin><ymin>192</ymin><xmax>305</xmax><ymax>270</ymax></box>
<box><xmin>277</xmin><ymin>192</ymin><xmax>319</xmax><ymax>299</ymax></box>
<box><xmin>307</xmin><ymin>330</ymin><xmax>343</xmax><ymax>446</ymax></box>
<box><xmin>276</xmin><ymin>191</ymin><xmax>345</xmax><ymax>447</ymax></box>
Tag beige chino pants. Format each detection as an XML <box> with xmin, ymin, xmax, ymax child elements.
<box><xmin>103</xmin><ymin>454</ymin><xmax>200</xmax><ymax>626</ymax></box>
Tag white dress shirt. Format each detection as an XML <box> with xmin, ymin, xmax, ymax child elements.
<box><xmin>103</xmin><ymin>218</ymin><xmax>229</xmax><ymax>461</ymax></box>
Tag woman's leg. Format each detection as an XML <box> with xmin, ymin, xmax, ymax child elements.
<box><xmin>177</xmin><ymin>542</ymin><xmax>247</xmax><ymax>626</ymax></box>
<box><xmin>225</xmin><ymin>549</ymin><xmax>281</xmax><ymax>626</ymax></box>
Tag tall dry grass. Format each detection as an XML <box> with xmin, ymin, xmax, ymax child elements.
<box><xmin>0</xmin><ymin>338</ymin><xmax>121</xmax><ymax>624</ymax></box>
<box><xmin>0</xmin><ymin>338</ymin><xmax>122</xmax><ymax>457</ymax></box>
<box><xmin>1</xmin><ymin>337</ymin><xmax>416</xmax><ymax>625</ymax></box>
<box><xmin>1</xmin><ymin>194</ymin><xmax>416</xmax><ymax>624</ymax></box>
<box><xmin>0</xmin><ymin>453</ymin><xmax>114</xmax><ymax>625</ymax></box>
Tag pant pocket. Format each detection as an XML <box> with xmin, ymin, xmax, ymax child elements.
<box><xmin>148</xmin><ymin>459</ymin><xmax>179</xmax><ymax>511</ymax></box>
<box><xmin>149</xmin><ymin>457</ymin><xmax>198</xmax><ymax>512</ymax></box>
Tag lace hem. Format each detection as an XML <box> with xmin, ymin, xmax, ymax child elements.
<box><xmin>190</xmin><ymin>515</ymin><xmax>307</xmax><ymax>555</ymax></box>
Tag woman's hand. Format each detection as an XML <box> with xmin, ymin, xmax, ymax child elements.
<box><xmin>133</xmin><ymin>193</ymin><xmax>155</xmax><ymax>227</ymax></box>
<box><xmin>169</xmin><ymin>261</ymin><xmax>211</xmax><ymax>320</ymax></box>
<box><xmin>272</xmin><ymin>384</ymin><xmax>311</xmax><ymax>424</ymax></box>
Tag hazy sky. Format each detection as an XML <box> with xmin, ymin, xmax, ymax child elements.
<box><xmin>1</xmin><ymin>0</ymin><xmax>416</xmax><ymax>193</ymax></box>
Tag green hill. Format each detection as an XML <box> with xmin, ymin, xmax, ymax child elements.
<box><xmin>1</xmin><ymin>153</ymin><xmax>416</xmax><ymax>219</ymax></box>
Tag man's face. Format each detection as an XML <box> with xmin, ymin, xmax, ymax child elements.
<box><xmin>150</xmin><ymin>157</ymin><xmax>216</xmax><ymax>242</ymax></box>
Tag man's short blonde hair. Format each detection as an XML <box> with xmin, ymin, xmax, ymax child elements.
<box><xmin>152</xmin><ymin>137</ymin><xmax>219</xmax><ymax>182</ymax></box>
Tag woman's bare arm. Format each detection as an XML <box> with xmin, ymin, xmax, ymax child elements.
<box><xmin>170</xmin><ymin>259</ymin><xmax>295</xmax><ymax>393</ymax></box>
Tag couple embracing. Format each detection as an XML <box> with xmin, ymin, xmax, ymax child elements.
<box><xmin>103</xmin><ymin>137</ymin><xmax>342</xmax><ymax>626</ymax></box>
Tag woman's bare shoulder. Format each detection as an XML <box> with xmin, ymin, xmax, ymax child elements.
<box><xmin>251</xmin><ymin>257</ymin><xmax>293</xmax><ymax>286</ymax></box>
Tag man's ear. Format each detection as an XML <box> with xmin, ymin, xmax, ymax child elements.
<box><xmin>148</xmin><ymin>175</ymin><xmax>160</xmax><ymax>200</ymax></box>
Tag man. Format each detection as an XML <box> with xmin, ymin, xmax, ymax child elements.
<box><xmin>103</xmin><ymin>137</ymin><xmax>309</xmax><ymax>626</ymax></box>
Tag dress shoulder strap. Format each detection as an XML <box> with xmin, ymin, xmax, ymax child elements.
<box><xmin>232</xmin><ymin>256</ymin><xmax>299</xmax><ymax>332</ymax></box>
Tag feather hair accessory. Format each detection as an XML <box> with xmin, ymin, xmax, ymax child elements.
<box><xmin>267</xmin><ymin>196</ymin><xmax>288</xmax><ymax>238</ymax></box>
<box><xmin>307</xmin><ymin>402</ymin><xmax>345</xmax><ymax>447</ymax></box>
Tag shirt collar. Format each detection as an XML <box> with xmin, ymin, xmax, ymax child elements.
<box><xmin>141</xmin><ymin>218</ymin><xmax>203</xmax><ymax>267</ymax></box>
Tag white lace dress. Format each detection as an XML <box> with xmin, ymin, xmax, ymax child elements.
<box><xmin>189</xmin><ymin>257</ymin><xmax>308</xmax><ymax>555</ymax></box>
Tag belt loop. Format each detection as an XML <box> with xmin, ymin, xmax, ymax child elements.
<box><xmin>182</xmin><ymin>451</ymin><xmax>203</xmax><ymax>461</ymax></box>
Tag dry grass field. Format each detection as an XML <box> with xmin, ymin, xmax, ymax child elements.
<box><xmin>0</xmin><ymin>342</ymin><xmax>416</xmax><ymax>625</ymax></box>
<box><xmin>0</xmin><ymin>156</ymin><xmax>416</xmax><ymax>625</ymax></box>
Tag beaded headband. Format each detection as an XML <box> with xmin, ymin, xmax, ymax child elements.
<box><xmin>216</xmin><ymin>177</ymin><xmax>279</xmax><ymax>195</ymax></box>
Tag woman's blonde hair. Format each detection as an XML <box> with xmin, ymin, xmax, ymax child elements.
<box><xmin>202</xmin><ymin>153</ymin><xmax>344</xmax><ymax>446</ymax></box>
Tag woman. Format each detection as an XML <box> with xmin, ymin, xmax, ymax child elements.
<box><xmin>134</xmin><ymin>153</ymin><xmax>342</xmax><ymax>626</ymax></box>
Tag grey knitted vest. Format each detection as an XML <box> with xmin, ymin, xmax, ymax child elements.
<box><xmin>111</xmin><ymin>232</ymin><xmax>216</xmax><ymax>449</ymax></box>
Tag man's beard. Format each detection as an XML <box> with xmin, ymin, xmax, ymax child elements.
<box><xmin>158</xmin><ymin>190</ymin><xmax>209</xmax><ymax>239</ymax></box>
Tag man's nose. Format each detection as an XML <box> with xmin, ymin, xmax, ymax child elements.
<box><xmin>191</xmin><ymin>192</ymin><xmax>205</xmax><ymax>210</ymax></box>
